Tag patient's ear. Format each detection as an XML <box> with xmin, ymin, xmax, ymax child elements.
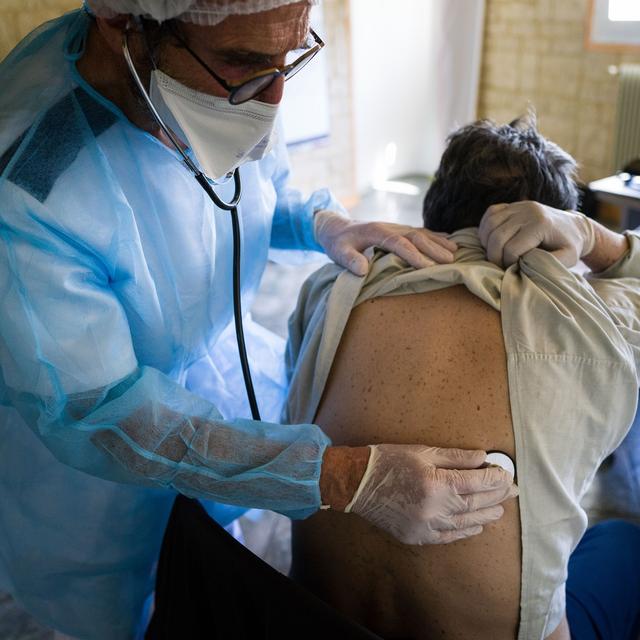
<box><xmin>509</xmin><ymin>107</ymin><xmax>538</xmax><ymax>132</ymax></box>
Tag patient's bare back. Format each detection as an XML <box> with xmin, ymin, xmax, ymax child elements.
<box><xmin>291</xmin><ymin>286</ymin><xmax>523</xmax><ymax>639</ymax></box>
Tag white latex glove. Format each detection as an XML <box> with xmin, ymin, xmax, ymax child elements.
<box><xmin>478</xmin><ymin>201</ymin><xmax>596</xmax><ymax>268</ymax></box>
<box><xmin>345</xmin><ymin>444</ymin><xmax>518</xmax><ymax>545</ymax></box>
<box><xmin>314</xmin><ymin>211</ymin><xmax>458</xmax><ymax>276</ymax></box>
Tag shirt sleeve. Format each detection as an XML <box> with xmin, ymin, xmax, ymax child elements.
<box><xmin>587</xmin><ymin>231</ymin><xmax>640</xmax><ymax>378</ymax></box>
<box><xmin>0</xmin><ymin>196</ymin><xmax>330</xmax><ymax>520</ymax></box>
<box><xmin>590</xmin><ymin>231</ymin><xmax>640</xmax><ymax>280</ymax></box>
<box><xmin>269</xmin><ymin>120</ymin><xmax>348</xmax><ymax>252</ymax></box>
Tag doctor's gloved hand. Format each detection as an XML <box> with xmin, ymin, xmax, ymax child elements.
<box><xmin>320</xmin><ymin>444</ymin><xmax>517</xmax><ymax>545</ymax></box>
<box><xmin>478</xmin><ymin>201</ymin><xmax>596</xmax><ymax>268</ymax></box>
<box><xmin>314</xmin><ymin>210</ymin><xmax>458</xmax><ymax>276</ymax></box>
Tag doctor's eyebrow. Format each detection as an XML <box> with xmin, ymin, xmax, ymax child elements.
<box><xmin>213</xmin><ymin>49</ymin><xmax>278</xmax><ymax>67</ymax></box>
<box><xmin>209</xmin><ymin>32</ymin><xmax>311</xmax><ymax>66</ymax></box>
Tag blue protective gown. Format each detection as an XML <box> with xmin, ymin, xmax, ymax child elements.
<box><xmin>0</xmin><ymin>9</ymin><xmax>340</xmax><ymax>639</ymax></box>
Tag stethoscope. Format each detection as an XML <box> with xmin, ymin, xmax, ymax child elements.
<box><xmin>122</xmin><ymin>24</ymin><xmax>261</xmax><ymax>421</ymax></box>
<box><xmin>485</xmin><ymin>451</ymin><xmax>516</xmax><ymax>480</ymax></box>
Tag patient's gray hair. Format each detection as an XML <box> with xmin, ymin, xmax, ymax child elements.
<box><xmin>422</xmin><ymin>113</ymin><xmax>579</xmax><ymax>233</ymax></box>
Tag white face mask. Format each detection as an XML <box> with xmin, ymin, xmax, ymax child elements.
<box><xmin>149</xmin><ymin>69</ymin><xmax>279</xmax><ymax>180</ymax></box>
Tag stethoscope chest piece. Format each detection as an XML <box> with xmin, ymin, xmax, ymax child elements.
<box><xmin>485</xmin><ymin>451</ymin><xmax>516</xmax><ymax>479</ymax></box>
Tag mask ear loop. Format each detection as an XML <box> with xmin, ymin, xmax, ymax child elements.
<box><xmin>122</xmin><ymin>21</ymin><xmax>260</xmax><ymax>421</ymax></box>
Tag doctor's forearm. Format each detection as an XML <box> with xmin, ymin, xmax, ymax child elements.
<box><xmin>319</xmin><ymin>446</ymin><xmax>371</xmax><ymax>511</ymax></box>
<box><xmin>16</xmin><ymin>366</ymin><xmax>331</xmax><ymax>517</ymax></box>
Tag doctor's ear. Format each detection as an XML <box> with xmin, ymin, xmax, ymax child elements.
<box><xmin>94</xmin><ymin>15</ymin><xmax>136</xmax><ymax>55</ymax></box>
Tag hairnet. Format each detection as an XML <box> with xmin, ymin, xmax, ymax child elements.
<box><xmin>85</xmin><ymin>0</ymin><xmax>319</xmax><ymax>25</ymax></box>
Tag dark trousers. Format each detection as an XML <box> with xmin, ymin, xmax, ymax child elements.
<box><xmin>147</xmin><ymin>499</ymin><xmax>640</xmax><ymax>640</ymax></box>
<box><xmin>146</xmin><ymin>496</ymin><xmax>381</xmax><ymax>640</ymax></box>
<box><xmin>566</xmin><ymin>520</ymin><xmax>640</xmax><ymax>640</ymax></box>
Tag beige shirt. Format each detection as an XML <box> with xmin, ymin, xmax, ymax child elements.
<box><xmin>285</xmin><ymin>228</ymin><xmax>640</xmax><ymax>640</ymax></box>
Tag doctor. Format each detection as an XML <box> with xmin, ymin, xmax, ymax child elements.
<box><xmin>0</xmin><ymin>1</ymin><xmax>528</xmax><ymax>638</ymax></box>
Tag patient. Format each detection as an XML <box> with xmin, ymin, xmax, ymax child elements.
<box><xmin>284</xmin><ymin>117</ymin><xmax>640</xmax><ymax>639</ymax></box>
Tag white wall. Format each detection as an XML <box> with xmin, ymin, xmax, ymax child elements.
<box><xmin>281</xmin><ymin>5</ymin><xmax>331</xmax><ymax>146</ymax></box>
<box><xmin>350</xmin><ymin>0</ymin><xmax>486</xmax><ymax>192</ymax></box>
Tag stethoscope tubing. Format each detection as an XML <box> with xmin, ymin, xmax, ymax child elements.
<box><xmin>123</xmin><ymin>28</ymin><xmax>261</xmax><ymax>421</ymax></box>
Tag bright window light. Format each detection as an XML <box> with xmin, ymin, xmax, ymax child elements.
<box><xmin>372</xmin><ymin>180</ymin><xmax>421</xmax><ymax>196</ymax></box>
<box><xmin>609</xmin><ymin>0</ymin><xmax>640</xmax><ymax>21</ymax></box>
<box><xmin>384</xmin><ymin>142</ymin><xmax>398</xmax><ymax>168</ymax></box>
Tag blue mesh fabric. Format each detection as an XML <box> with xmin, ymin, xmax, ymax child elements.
<box><xmin>0</xmin><ymin>9</ymin><xmax>337</xmax><ymax>639</ymax></box>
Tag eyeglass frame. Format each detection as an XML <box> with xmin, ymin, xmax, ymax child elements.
<box><xmin>166</xmin><ymin>25</ymin><xmax>324</xmax><ymax>105</ymax></box>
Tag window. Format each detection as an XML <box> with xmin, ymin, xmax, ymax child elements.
<box><xmin>608</xmin><ymin>0</ymin><xmax>640</xmax><ymax>22</ymax></box>
<box><xmin>586</xmin><ymin>0</ymin><xmax>640</xmax><ymax>52</ymax></box>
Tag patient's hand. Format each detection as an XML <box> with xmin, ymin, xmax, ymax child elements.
<box><xmin>324</xmin><ymin>443</ymin><xmax>517</xmax><ymax>545</ymax></box>
<box><xmin>478</xmin><ymin>201</ymin><xmax>600</xmax><ymax>268</ymax></box>
<box><xmin>480</xmin><ymin>202</ymin><xmax>630</xmax><ymax>272</ymax></box>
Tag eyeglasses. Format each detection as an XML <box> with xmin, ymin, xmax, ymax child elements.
<box><xmin>170</xmin><ymin>27</ymin><xmax>324</xmax><ymax>105</ymax></box>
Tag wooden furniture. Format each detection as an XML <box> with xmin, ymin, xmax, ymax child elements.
<box><xmin>589</xmin><ymin>175</ymin><xmax>640</xmax><ymax>230</ymax></box>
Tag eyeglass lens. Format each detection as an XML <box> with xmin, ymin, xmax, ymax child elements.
<box><xmin>230</xmin><ymin>74</ymin><xmax>279</xmax><ymax>104</ymax></box>
<box><xmin>230</xmin><ymin>48</ymin><xmax>320</xmax><ymax>104</ymax></box>
<box><xmin>284</xmin><ymin>50</ymin><xmax>317</xmax><ymax>80</ymax></box>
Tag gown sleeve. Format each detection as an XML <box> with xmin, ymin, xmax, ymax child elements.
<box><xmin>0</xmin><ymin>190</ymin><xmax>330</xmax><ymax>521</ymax></box>
<box><xmin>268</xmin><ymin>120</ymin><xmax>349</xmax><ymax>252</ymax></box>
